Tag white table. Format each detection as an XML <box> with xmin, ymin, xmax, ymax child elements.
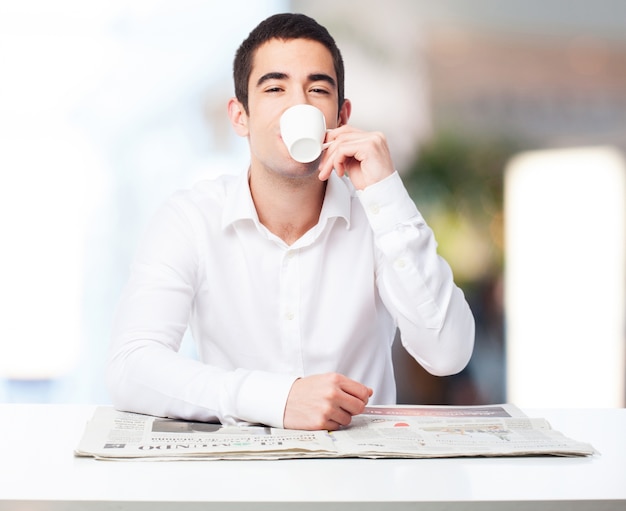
<box><xmin>0</xmin><ymin>404</ymin><xmax>624</xmax><ymax>510</ymax></box>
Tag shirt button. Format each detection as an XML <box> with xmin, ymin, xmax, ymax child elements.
<box><xmin>394</xmin><ymin>258</ymin><xmax>407</xmax><ymax>269</ymax></box>
<box><xmin>368</xmin><ymin>203</ymin><xmax>380</xmax><ymax>215</ymax></box>
<box><xmin>284</xmin><ymin>311</ymin><xmax>295</xmax><ymax>321</ymax></box>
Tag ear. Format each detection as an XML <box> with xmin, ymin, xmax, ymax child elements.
<box><xmin>228</xmin><ymin>97</ymin><xmax>249</xmax><ymax>137</ymax></box>
<box><xmin>337</xmin><ymin>99</ymin><xmax>352</xmax><ymax>127</ymax></box>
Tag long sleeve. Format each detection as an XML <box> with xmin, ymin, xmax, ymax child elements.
<box><xmin>357</xmin><ymin>171</ymin><xmax>475</xmax><ymax>376</ymax></box>
<box><xmin>107</xmin><ymin>170</ymin><xmax>474</xmax><ymax>427</ymax></box>
<box><xmin>106</xmin><ymin>198</ymin><xmax>297</xmax><ymax>428</ymax></box>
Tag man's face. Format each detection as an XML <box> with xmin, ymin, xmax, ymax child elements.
<box><xmin>242</xmin><ymin>38</ymin><xmax>345</xmax><ymax>179</ymax></box>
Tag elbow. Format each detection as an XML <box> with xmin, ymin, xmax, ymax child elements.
<box><xmin>422</xmin><ymin>347</ymin><xmax>473</xmax><ymax>377</ymax></box>
<box><xmin>440</xmin><ymin>311</ymin><xmax>475</xmax><ymax>376</ymax></box>
<box><xmin>415</xmin><ymin>304</ymin><xmax>475</xmax><ymax>377</ymax></box>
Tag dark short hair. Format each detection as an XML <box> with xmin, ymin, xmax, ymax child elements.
<box><xmin>233</xmin><ymin>13</ymin><xmax>345</xmax><ymax>114</ymax></box>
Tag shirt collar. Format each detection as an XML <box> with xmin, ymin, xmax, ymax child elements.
<box><xmin>221</xmin><ymin>169</ymin><xmax>259</xmax><ymax>230</ymax></box>
<box><xmin>318</xmin><ymin>171</ymin><xmax>352</xmax><ymax>231</ymax></box>
<box><xmin>221</xmin><ymin>169</ymin><xmax>352</xmax><ymax>232</ymax></box>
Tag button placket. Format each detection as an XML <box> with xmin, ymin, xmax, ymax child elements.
<box><xmin>279</xmin><ymin>248</ymin><xmax>303</xmax><ymax>372</ymax></box>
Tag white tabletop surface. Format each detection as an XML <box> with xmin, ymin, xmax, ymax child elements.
<box><xmin>0</xmin><ymin>404</ymin><xmax>624</xmax><ymax>510</ymax></box>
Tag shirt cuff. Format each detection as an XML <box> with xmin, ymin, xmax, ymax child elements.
<box><xmin>356</xmin><ymin>171</ymin><xmax>422</xmax><ymax>233</ymax></box>
<box><xmin>229</xmin><ymin>369</ymin><xmax>299</xmax><ymax>428</ymax></box>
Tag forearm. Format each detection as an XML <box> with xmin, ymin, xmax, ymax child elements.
<box><xmin>107</xmin><ymin>340</ymin><xmax>223</xmax><ymax>422</ymax></box>
<box><xmin>391</xmin><ymin>282</ymin><xmax>475</xmax><ymax>376</ymax></box>
<box><xmin>106</xmin><ymin>338</ymin><xmax>296</xmax><ymax>427</ymax></box>
<box><xmin>107</xmin><ymin>196</ymin><xmax>297</xmax><ymax>428</ymax></box>
<box><xmin>359</xmin><ymin>172</ymin><xmax>475</xmax><ymax>375</ymax></box>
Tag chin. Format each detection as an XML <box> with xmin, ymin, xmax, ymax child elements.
<box><xmin>276</xmin><ymin>158</ymin><xmax>320</xmax><ymax>178</ymax></box>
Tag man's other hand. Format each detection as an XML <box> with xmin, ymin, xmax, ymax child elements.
<box><xmin>283</xmin><ymin>373</ymin><xmax>373</xmax><ymax>430</ymax></box>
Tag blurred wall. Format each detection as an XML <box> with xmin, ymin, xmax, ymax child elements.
<box><xmin>0</xmin><ymin>0</ymin><xmax>287</xmax><ymax>403</ymax></box>
<box><xmin>294</xmin><ymin>0</ymin><xmax>626</xmax><ymax>405</ymax></box>
<box><xmin>2</xmin><ymin>0</ymin><xmax>624</xmax><ymax>406</ymax></box>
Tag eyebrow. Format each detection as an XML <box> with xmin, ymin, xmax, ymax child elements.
<box><xmin>256</xmin><ymin>72</ymin><xmax>288</xmax><ymax>87</ymax></box>
<box><xmin>309</xmin><ymin>73</ymin><xmax>337</xmax><ymax>88</ymax></box>
<box><xmin>256</xmin><ymin>72</ymin><xmax>336</xmax><ymax>89</ymax></box>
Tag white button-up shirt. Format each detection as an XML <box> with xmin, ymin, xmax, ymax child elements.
<box><xmin>107</xmin><ymin>170</ymin><xmax>474</xmax><ymax>427</ymax></box>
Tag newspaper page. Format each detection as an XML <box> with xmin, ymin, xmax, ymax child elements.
<box><xmin>75</xmin><ymin>404</ymin><xmax>596</xmax><ymax>461</ymax></box>
<box><xmin>330</xmin><ymin>405</ymin><xmax>596</xmax><ymax>458</ymax></box>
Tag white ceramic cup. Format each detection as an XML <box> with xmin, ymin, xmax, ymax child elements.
<box><xmin>279</xmin><ymin>104</ymin><xmax>326</xmax><ymax>163</ymax></box>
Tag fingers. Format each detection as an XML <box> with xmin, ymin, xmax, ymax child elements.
<box><xmin>308</xmin><ymin>387</ymin><xmax>365</xmax><ymax>431</ymax></box>
<box><xmin>318</xmin><ymin>126</ymin><xmax>394</xmax><ymax>189</ymax></box>
<box><xmin>317</xmin><ymin>127</ymin><xmax>359</xmax><ymax>181</ymax></box>
<box><xmin>336</xmin><ymin>375</ymin><xmax>373</xmax><ymax>414</ymax></box>
<box><xmin>283</xmin><ymin>373</ymin><xmax>374</xmax><ymax>431</ymax></box>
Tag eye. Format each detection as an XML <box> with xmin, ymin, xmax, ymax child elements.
<box><xmin>310</xmin><ymin>87</ymin><xmax>330</xmax><ymax>95</ymax></box>
<box><xmin>264</xmin><ymin>86</ymin><xmax>283</xmax><ymax>93</ymax></box>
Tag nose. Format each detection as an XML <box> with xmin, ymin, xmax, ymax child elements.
<box><xmin>290</xmin><ymin>86</ymin><xmax>310</xmax><ymax>107</ymax></box>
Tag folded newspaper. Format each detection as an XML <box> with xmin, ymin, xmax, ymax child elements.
<box><xmin>75</xmin><ymin>404</ymin><xmax>596</xmax><ymax>460</ymax></box>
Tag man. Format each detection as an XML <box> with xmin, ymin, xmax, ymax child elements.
<box><xmin>107</xmin><ymin>13</ymin><xmax>474</xmax><ymax>431</ymax></box>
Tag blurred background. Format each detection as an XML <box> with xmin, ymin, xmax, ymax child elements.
<box><xmin>1</xmin><ymin>0</ymin><xmax>624</xmax><ymax>407</ymax></box>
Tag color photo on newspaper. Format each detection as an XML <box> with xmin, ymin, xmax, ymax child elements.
<box><xmin>75</xmin><ymin>404</ymin><xmax>596</xmax><ymax>460</ymax></box>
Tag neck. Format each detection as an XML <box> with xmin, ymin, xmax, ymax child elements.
<box><xmin>249</xmin><ymin>169</ymin><xmax>327</xmax><ymax>245</ymax></box>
